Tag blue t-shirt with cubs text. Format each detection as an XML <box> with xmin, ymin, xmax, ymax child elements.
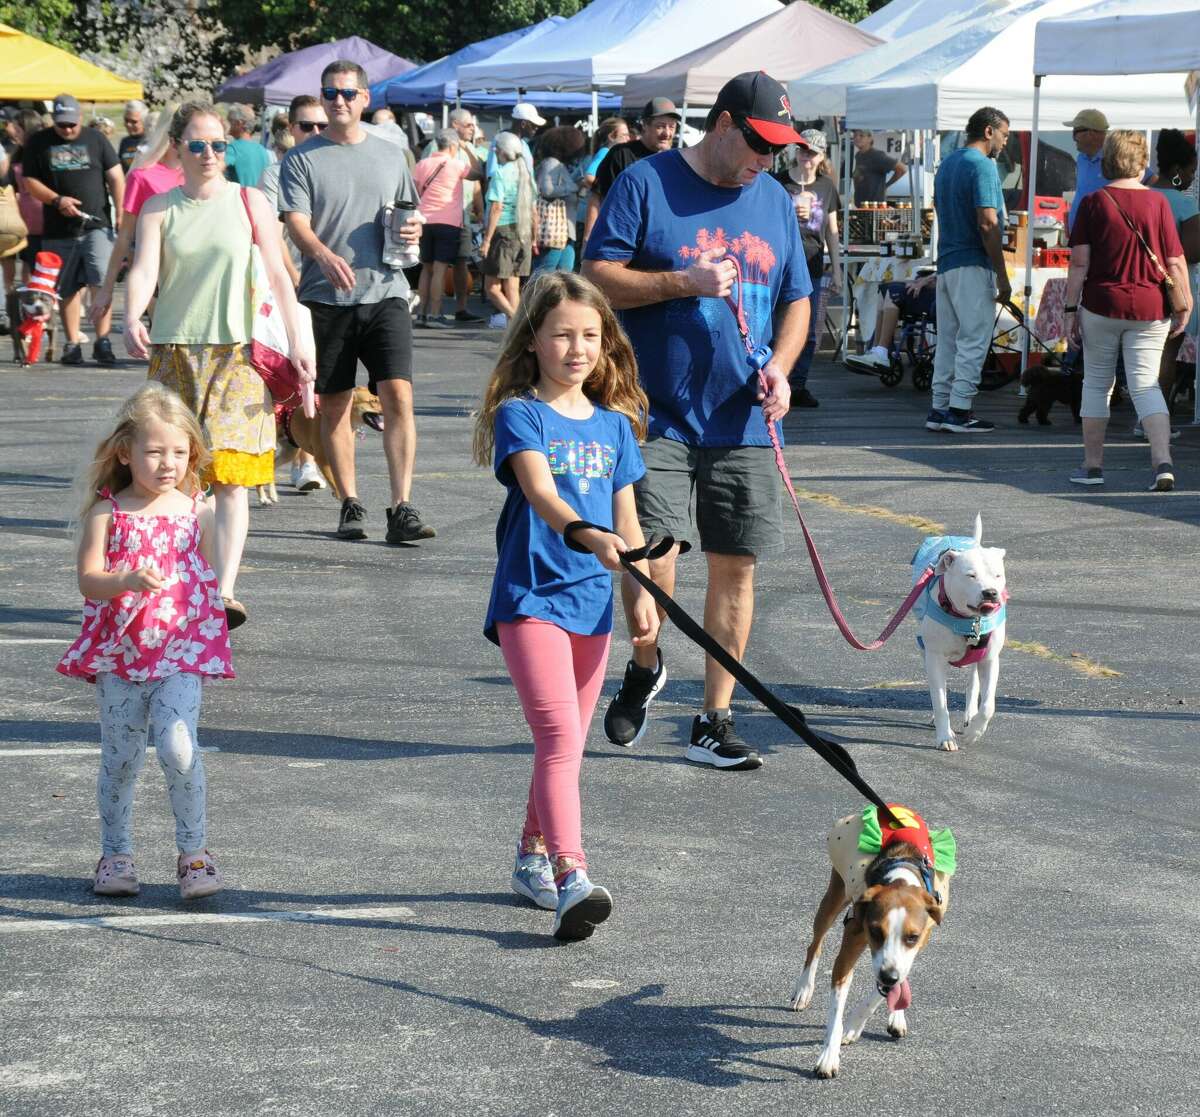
<box><xmin>584</xmin><ymin>149</ymin><xmax>810</xmax><ymax>448</ymax></box>
<box><xmin>485</xmin><ymin>396</ymin><xmax>645</xmax><ymax>645</ymax></box>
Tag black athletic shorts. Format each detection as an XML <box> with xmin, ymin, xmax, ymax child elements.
<box><xmin>305</xmin><ymin>297</ymin><xmax>413</xmax><ymax>395</ymax></box>
<box><xmin>419</xmin><ymin>223</ymin><xmax>460</xmax><ymax>265</ymax></box>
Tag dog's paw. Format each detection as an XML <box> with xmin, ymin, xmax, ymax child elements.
<box><xmin>789</xmin><ymin>970</ymin><xmax>816</xmax><ymax>1011</ymax></box>
<box><xmin>814</xmin><ymin>1049</ymin><xmax>841</xmax><ymax>1079</ymax></box>
<box><xmin>938</xmin><ymin>737</ymin><xmax>959</xmax><ymax>752</ymax></box>
<box><xmin>887</xmin><ymin>1010</ymin><xmax>908</xmax><ymax>1038</ymax></box>
<box><xmin>841</xmin><ymin>1025</ymin><xmax>863</xmax><ymax>1046</ymax></box>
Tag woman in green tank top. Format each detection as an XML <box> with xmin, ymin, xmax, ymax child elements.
<box><xmin>124</xmin><ymin>102</ymin><xmax>315</xmax><ymax>629</ymax></box>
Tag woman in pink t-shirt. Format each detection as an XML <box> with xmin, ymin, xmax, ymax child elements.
<box><xmin>412</xmin><ymin>129</ymin><xmax>482</xmax><ymax>326</ymax></box>
<box><xmin>90</xmin><ymin>112</ymin><xmax>185</xmax><ymax>327</ymax></box>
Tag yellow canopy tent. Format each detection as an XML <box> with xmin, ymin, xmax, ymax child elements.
<box><xmin>0</xmin><ymin>23</ymin><xmax>142</xmax><ymax>101</ymax></box>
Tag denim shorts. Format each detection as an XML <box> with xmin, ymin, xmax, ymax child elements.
<box><xmin>634</xmin><ymin>436</ymin><xmax>784</xmax><ymax>557</ymax></box>
<box><xmin>42</xmin><ymin>228</ymin><xmax>115</xmax><ymax>299</ymax></box>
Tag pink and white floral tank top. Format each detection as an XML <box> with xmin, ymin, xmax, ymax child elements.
<box><xmin>57</xmin><ymin>489</ymin><xmax>234</xmax><ymax>684</ymax></box>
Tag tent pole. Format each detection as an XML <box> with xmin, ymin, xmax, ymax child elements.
<box><xmin>442</xmin><ymin>104</ymin><xmax>449</xmax><ymax>128</ymax></box>
<box><xmin>839</xmin><ymin>123</ymin><xmax>853</xmax><ymax>359</ymax></box>
<box><xmin>1022</xmin><ymin>76</ymin><xmax>1042</xmax><ymax>380</ymax></box>
<box><xmin>682</xmin><ymin>100</ymin><xmax>689</xmax><ymax>147</ymax></box>
<box><xmin>1196</xmin><ymin>99</ymin><xmax>1200</xmax><ymax>424</ymax></box>
<box><xmin>591</xmin><ymin>89</ymin><xmax>598</xmax><ymax>133</ymax></box>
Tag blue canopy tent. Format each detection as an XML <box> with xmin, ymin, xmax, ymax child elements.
<box><xmin>370</xmin><ymin>18</ymin><xmax>620</xmax><ymax>112</ymax></box>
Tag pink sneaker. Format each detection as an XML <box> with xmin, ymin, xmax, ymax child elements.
<box><xmin>177</xmin><ymin>850</ymin><xmax>224</xmax><ymax>901</ymax></box>
<box><xmin>93</xmin><ymin>855</ymin><xmax>140</xmax><ymax>896</ymax></box>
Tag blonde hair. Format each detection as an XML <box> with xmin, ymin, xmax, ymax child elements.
<box><xmin>473</xmin><ymin>272</ymin><xmax>648</xmax><ymax>466</ymax></box>
<box><xmin>78</xmin><ymin>383</ymin><xmax>210</xmax><ymax>522</ymax></box>
<box><xmin>131</xmin><ymin>102</ymin><xmax>179</xmax><ymax>171</ymax></box>
<box><xmin>1101</xmin><ymin>129</ymin><xmax>1149</xmax><ymax>181</ymax></box>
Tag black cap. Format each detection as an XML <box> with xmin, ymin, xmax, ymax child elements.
<box><xmin>712</xmin><ymin>71</ymin><xmax>801</xmax><ymax>146</ymax></box>
<box><xmin>642</xmin><ymin>96</ymin><xmax>681</xmax><ymax>123</ymax></box>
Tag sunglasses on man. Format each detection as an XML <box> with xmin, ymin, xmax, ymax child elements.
<box><xmin>296</xmin><ymin>120</ymin><xmax>328</xmax><ymax>133</ymax></box>
<box><xmin>185</xmin><ymin>139</ymin><xmax>229</xmax><ymax>154</ymax></box>
<box><xmin>321</xmin><ymin>86</ymin><xmax>361</xmax><ymax>103</ymax></box>
<box><xmin>734</xmin><ymin>116</ymin><xmax>785</xmax><ymax>157</ymax></box>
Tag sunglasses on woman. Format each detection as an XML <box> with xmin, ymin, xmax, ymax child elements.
<box><xmin>734</xmin><ymin>116</ymin><xmax>785</xmax><ymax>157</ymax></box>
<box><xmin>185</xmin><ymin>140</ymin><xmax>228</xmax><ymax>154</ymax></box>
<box><xmin>321</xmin><ymin>86</ymin><xmax>361</xmax><ymax>103</ymax></box>
<box><xmin>296</xmin><ymin>120</ymin><xmax>328</xmax><ymax>133</ymax></box>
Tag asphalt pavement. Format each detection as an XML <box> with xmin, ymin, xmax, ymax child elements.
<box><xmin>1</xmin><ymin>314</ymin><xmax>1198</xmax><ymax>1116</ymax></box>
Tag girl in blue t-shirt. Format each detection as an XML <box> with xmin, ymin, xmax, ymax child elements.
<box><xmin>473</xmin><ymin>271</ymin><xmax>658</xmax><ymax>941</ymax></box>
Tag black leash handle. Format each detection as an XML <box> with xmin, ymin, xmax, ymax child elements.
<box><xmin>564</xmin><ymin>521</ymin><xmax>900</xmax><ymax>826</ymax></box>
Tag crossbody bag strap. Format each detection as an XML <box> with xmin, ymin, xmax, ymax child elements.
<box><xmin>239</xmin><ymin>186</ymin><xmax>259</xmax><ymax>247</ymax></box>
<box><xmin>1100</xmin><ymin>187</ymin><xmax>1169</xmax><ymax>281</ymax></box>
<box><xmin>416</xmin><ymin>161</ymin><xmax>446</xmax><ymax>199</ymax></box>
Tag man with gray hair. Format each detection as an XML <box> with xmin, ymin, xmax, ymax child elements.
<box><xmin>225</xmin><ymin>103</ymin><xmax>271</xmax><ymax>186</ymax></box>
<box><xmin>412</xmin><ymin>127</ymin><xmax>483</xmax><ymax>327</ymax></box>
<box><xmin>118</xmin><ymin>100</ymin><xmax>147</xmax><ymax>173</ymax></box>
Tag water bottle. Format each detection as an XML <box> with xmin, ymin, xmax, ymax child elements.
<box><xmin>383</xmin><ymin>201</ymin><xmax>422</xmax><ymax>270</ymax></box>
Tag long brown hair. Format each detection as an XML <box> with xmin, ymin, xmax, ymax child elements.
<box><xmin>472</xmin><ymin>272</ymin><xmax>648</xmax><ymax>466</ymax></box>
<box><xmin>77</xmin><ymin>383</ymin><xmax>209</xmax><ymax>523</ymax></box>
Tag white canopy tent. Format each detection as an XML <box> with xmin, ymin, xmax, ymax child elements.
<box><xmin>1023</xmin><ymin>0</ymin><xmax>1200</xmax><ymax>382</ymax></box>
<box><xmin>456</xmin><ymin>0</ymin><xmax>780</xmax><ymax>93</ymax></box>
<box><xmin>844</xmin><ymin>0</ymin><xmax>1198</xmax><ymax>131</ymax></box>
<box><xmin>857</xmin><ymin>0</ymin><xmax>1008</xmax><ymax>42</ymax></box>
<box><xmin>786</xmin><ymin>2</ymin><xmax>995</xmax><ymax>119</ymax></box>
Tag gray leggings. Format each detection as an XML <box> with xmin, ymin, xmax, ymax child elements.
<box><xmin>96</xmin><ymin>672</ymin><xmax>207</xmax><ymax>856</ymax></box>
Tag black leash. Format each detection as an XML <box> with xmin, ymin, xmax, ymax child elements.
<box><xmin>564</xmin><ymin>522</ymin><xmax>900</xmax><ymax>827</ymax></box>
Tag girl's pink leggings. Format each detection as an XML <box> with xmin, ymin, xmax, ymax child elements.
<box><xmin>497</xmin><ymin>618</ymin><xmax>611</xmax><ymax>868</ymax></box>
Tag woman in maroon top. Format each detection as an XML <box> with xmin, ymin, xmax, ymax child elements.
<box><xmin>1065</xmin><ymin>130</ymin><xmax>1191</xmax><ymax>492</ymax></box>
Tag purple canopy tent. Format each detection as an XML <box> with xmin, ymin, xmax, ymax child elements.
<box><xmin>215</xmin><ymin>36</ymin><xmax>416</xmax><ymax>106</ymax></box>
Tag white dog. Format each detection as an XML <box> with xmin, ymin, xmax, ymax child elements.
<box><xmin>911</xmin><ymin>514</ymin><xmax>1007</xmax><ymax>752</ymax></box>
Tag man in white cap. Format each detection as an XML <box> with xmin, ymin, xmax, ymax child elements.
<box><xmin>1065</xmin><ymin>108</ymin><xmax>1109</xmax><ymax>232</ymax></box>
<box><xmin>487</xmin><ymin>102</ymin><xmax>543</xmax><ymax>178</ymax></box>
<box><xmin>20</xmin><ymin>92</ymin><xmax>124</xmax><ymax>366</ymax></box>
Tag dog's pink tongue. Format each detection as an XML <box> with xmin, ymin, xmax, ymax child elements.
<box><xmin>886</xmin><ymin>980</ymin><xmax>912</xmax><ymax>1012</ymax></box>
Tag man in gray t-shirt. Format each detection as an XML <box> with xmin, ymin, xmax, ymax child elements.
<box><xmin>280</xmin><ymin>59</ymin><xmax>433</xmax><ymax>545</ymax></box>
<box><xmin>851</xmin><ymin>130</ymin><xmax>907</xmax><ymax>205</ymax></box>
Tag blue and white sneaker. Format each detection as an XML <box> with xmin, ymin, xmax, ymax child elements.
<box><xmin>551</xmin><ymin>868</ymin><xmax>612</xmax><ymax>942</ymax></box>
<box><xmin>511</xmin><ymin>850</ymin><xmax>558</xmax><ymax>910</ymax></box>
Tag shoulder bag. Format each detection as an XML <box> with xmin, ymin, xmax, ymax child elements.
<box><xmin>240</xmin><ymin>188</ymin><xmax>313</xmax><ymax>410</ymax></box>
<box><xmin>1100</xmin><ymin>188</ymin><xmax>1190</xmax><ymax>315</ymax></box>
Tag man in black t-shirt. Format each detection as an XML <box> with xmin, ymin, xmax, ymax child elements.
<box><xmin>118</xmin><ymin>100</ymin><xmax>148</xmax><ymax>173</ymax></box>
<box><xmin>582</xmin><ymin>97</ymin><xmax>680</xmax><ymax>243</ymax></box>
<box><xmin>21</xmin><ymin>93</ymin><xmax>124</xmax><ymax>366</ymax></box>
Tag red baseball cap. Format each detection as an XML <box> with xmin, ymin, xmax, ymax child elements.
<box><xmin>712</xmin><ymin>71</ymin><xmax>802</xmax><ymax>147</ymax></box>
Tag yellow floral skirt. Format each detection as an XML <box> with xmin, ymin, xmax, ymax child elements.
<box><xmin>149</xmin><ymin>343</ymin><xmax>274</xmax><ymax>487</ymax></box>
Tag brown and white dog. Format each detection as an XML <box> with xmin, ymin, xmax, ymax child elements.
<box><xmin>257</xmin><ymin>386</ymin><xmax>384</xmax><ymax>505</ymax></box>
<box><xmin>790</xmin><ymin>807</ymin><xmax>952</xmax><ymax>1079</ymax></box>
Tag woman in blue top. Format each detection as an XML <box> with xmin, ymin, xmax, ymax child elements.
<box><xmin>473</xmin><ymin>271</ymin><xmax>657</xmax><ymax>941</ymax></box>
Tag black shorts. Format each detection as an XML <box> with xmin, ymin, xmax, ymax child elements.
<box><xmin>18</xmin><ymin>234</ymin><xmax>43</xmax><ymax>267</ymax></box>
<box><xmin>305</xmin><ymin>297</ymin><xmax>413</xmax><ymax>395</ymax></box>
<box><xmin>420</xmin><ymin>223</ymin><xmax>460</xmax><ymax>265</ymax></box>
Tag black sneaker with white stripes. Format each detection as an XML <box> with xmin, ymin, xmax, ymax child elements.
<box><xmin>686</xmin><ymin>712</ymin><xmax>762</xmax><ymax>771</ymax></box>
<box><xmin>603</xmin><ymin>651</ymin><xmax>666</xmax><ymax>746</ymax></box>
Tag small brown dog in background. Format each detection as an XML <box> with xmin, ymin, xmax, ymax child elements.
<box><xmin>257</xmin><ymin>386</ymin><xmax>384</xmax><ymax>504</ymax></box>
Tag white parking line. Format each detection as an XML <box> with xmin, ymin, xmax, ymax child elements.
<box><xmin>0</xmin><ymin>747</ymin><xmax>220</xmax><ymax>757</ymax></box>
<box><xmin>0</xmin><ymin>904</ymin><xmax>417</xmax><ymax>934</ymax></box>
<box><xmin>0</xmin><ymin>638</ymin><xmax>71</xmax><ymax>645</ymax></box>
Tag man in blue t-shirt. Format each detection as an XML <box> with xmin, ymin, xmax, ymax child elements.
<box><xmin>1065</xmin><ymin>108</ymin><xmax>1109</xmax><ymax>232</ymax></box>
<box><xmin>928</xmin><ymin>106</ymin><xmax>1012</xmax><ymax>435</ymax></box>
<box><xmin>583</xmin><ymin>71</ymin><xmax>810</xmax><ymax>773</ymax></box>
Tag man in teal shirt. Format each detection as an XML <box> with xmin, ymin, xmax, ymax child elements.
<box><xmin>224</xmin><ymin>104</ymin><xmax>272</xmax><ymax>187</ymax></box>
<box><xmin>928</xmin><ymin>106</ymin><xmax>1012</xmax><ymax>434</ymax></box>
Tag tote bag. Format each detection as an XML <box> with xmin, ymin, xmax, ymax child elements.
<box><xmin>240</xmin><ymin>189</ymin><xmax>313</xmax><ymax>410</ymax></box>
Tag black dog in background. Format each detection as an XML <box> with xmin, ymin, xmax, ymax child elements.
<box><xmin>1019</xmin><ymin>365</ymin><xmax>1083</xmax><ymax>425</ymax></box>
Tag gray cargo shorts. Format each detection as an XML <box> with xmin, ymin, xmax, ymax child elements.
<box><xmin>634</xmin><ymin>436</ymin><xmax>784</xmax><ymax>557</ymax></box>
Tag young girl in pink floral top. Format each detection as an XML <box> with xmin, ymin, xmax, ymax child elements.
<box><xmin>59</xmin><ymin>383</ymin><xmax>232</xmax><ymax>901</ymax></box>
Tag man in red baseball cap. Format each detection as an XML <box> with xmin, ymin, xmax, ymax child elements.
<box><xmin>583</xmin><ymin>71</ymin><xmax>810</xmax><ymax>773</ymax></box>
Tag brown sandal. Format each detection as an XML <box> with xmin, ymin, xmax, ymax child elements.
<box><xmin>221</xmin><ymin>597</ymin><xmax>247</xmax><ymax>630</ymax></box>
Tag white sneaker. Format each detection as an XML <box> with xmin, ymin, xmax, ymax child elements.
<box><xmin>292</xmin><ymin>460</ymin><xmax>325</xmax><ymax>492</ymax></box>
<box><xmin>487</xmin><ymin>313</ymin><xmax>509</xmax><ymax>330</ymax></box>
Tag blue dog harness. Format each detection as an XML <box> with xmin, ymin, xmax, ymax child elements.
<box><xmin>912</xmin><ymin>534</ymin><xmax>1006</xmax><ymax>666</ymax></box>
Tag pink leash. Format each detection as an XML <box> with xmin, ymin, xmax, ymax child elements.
<box><xmin>723</xmin><ymin>259</ymin><xmax>934</xmax><ymax>651</ymax></box>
